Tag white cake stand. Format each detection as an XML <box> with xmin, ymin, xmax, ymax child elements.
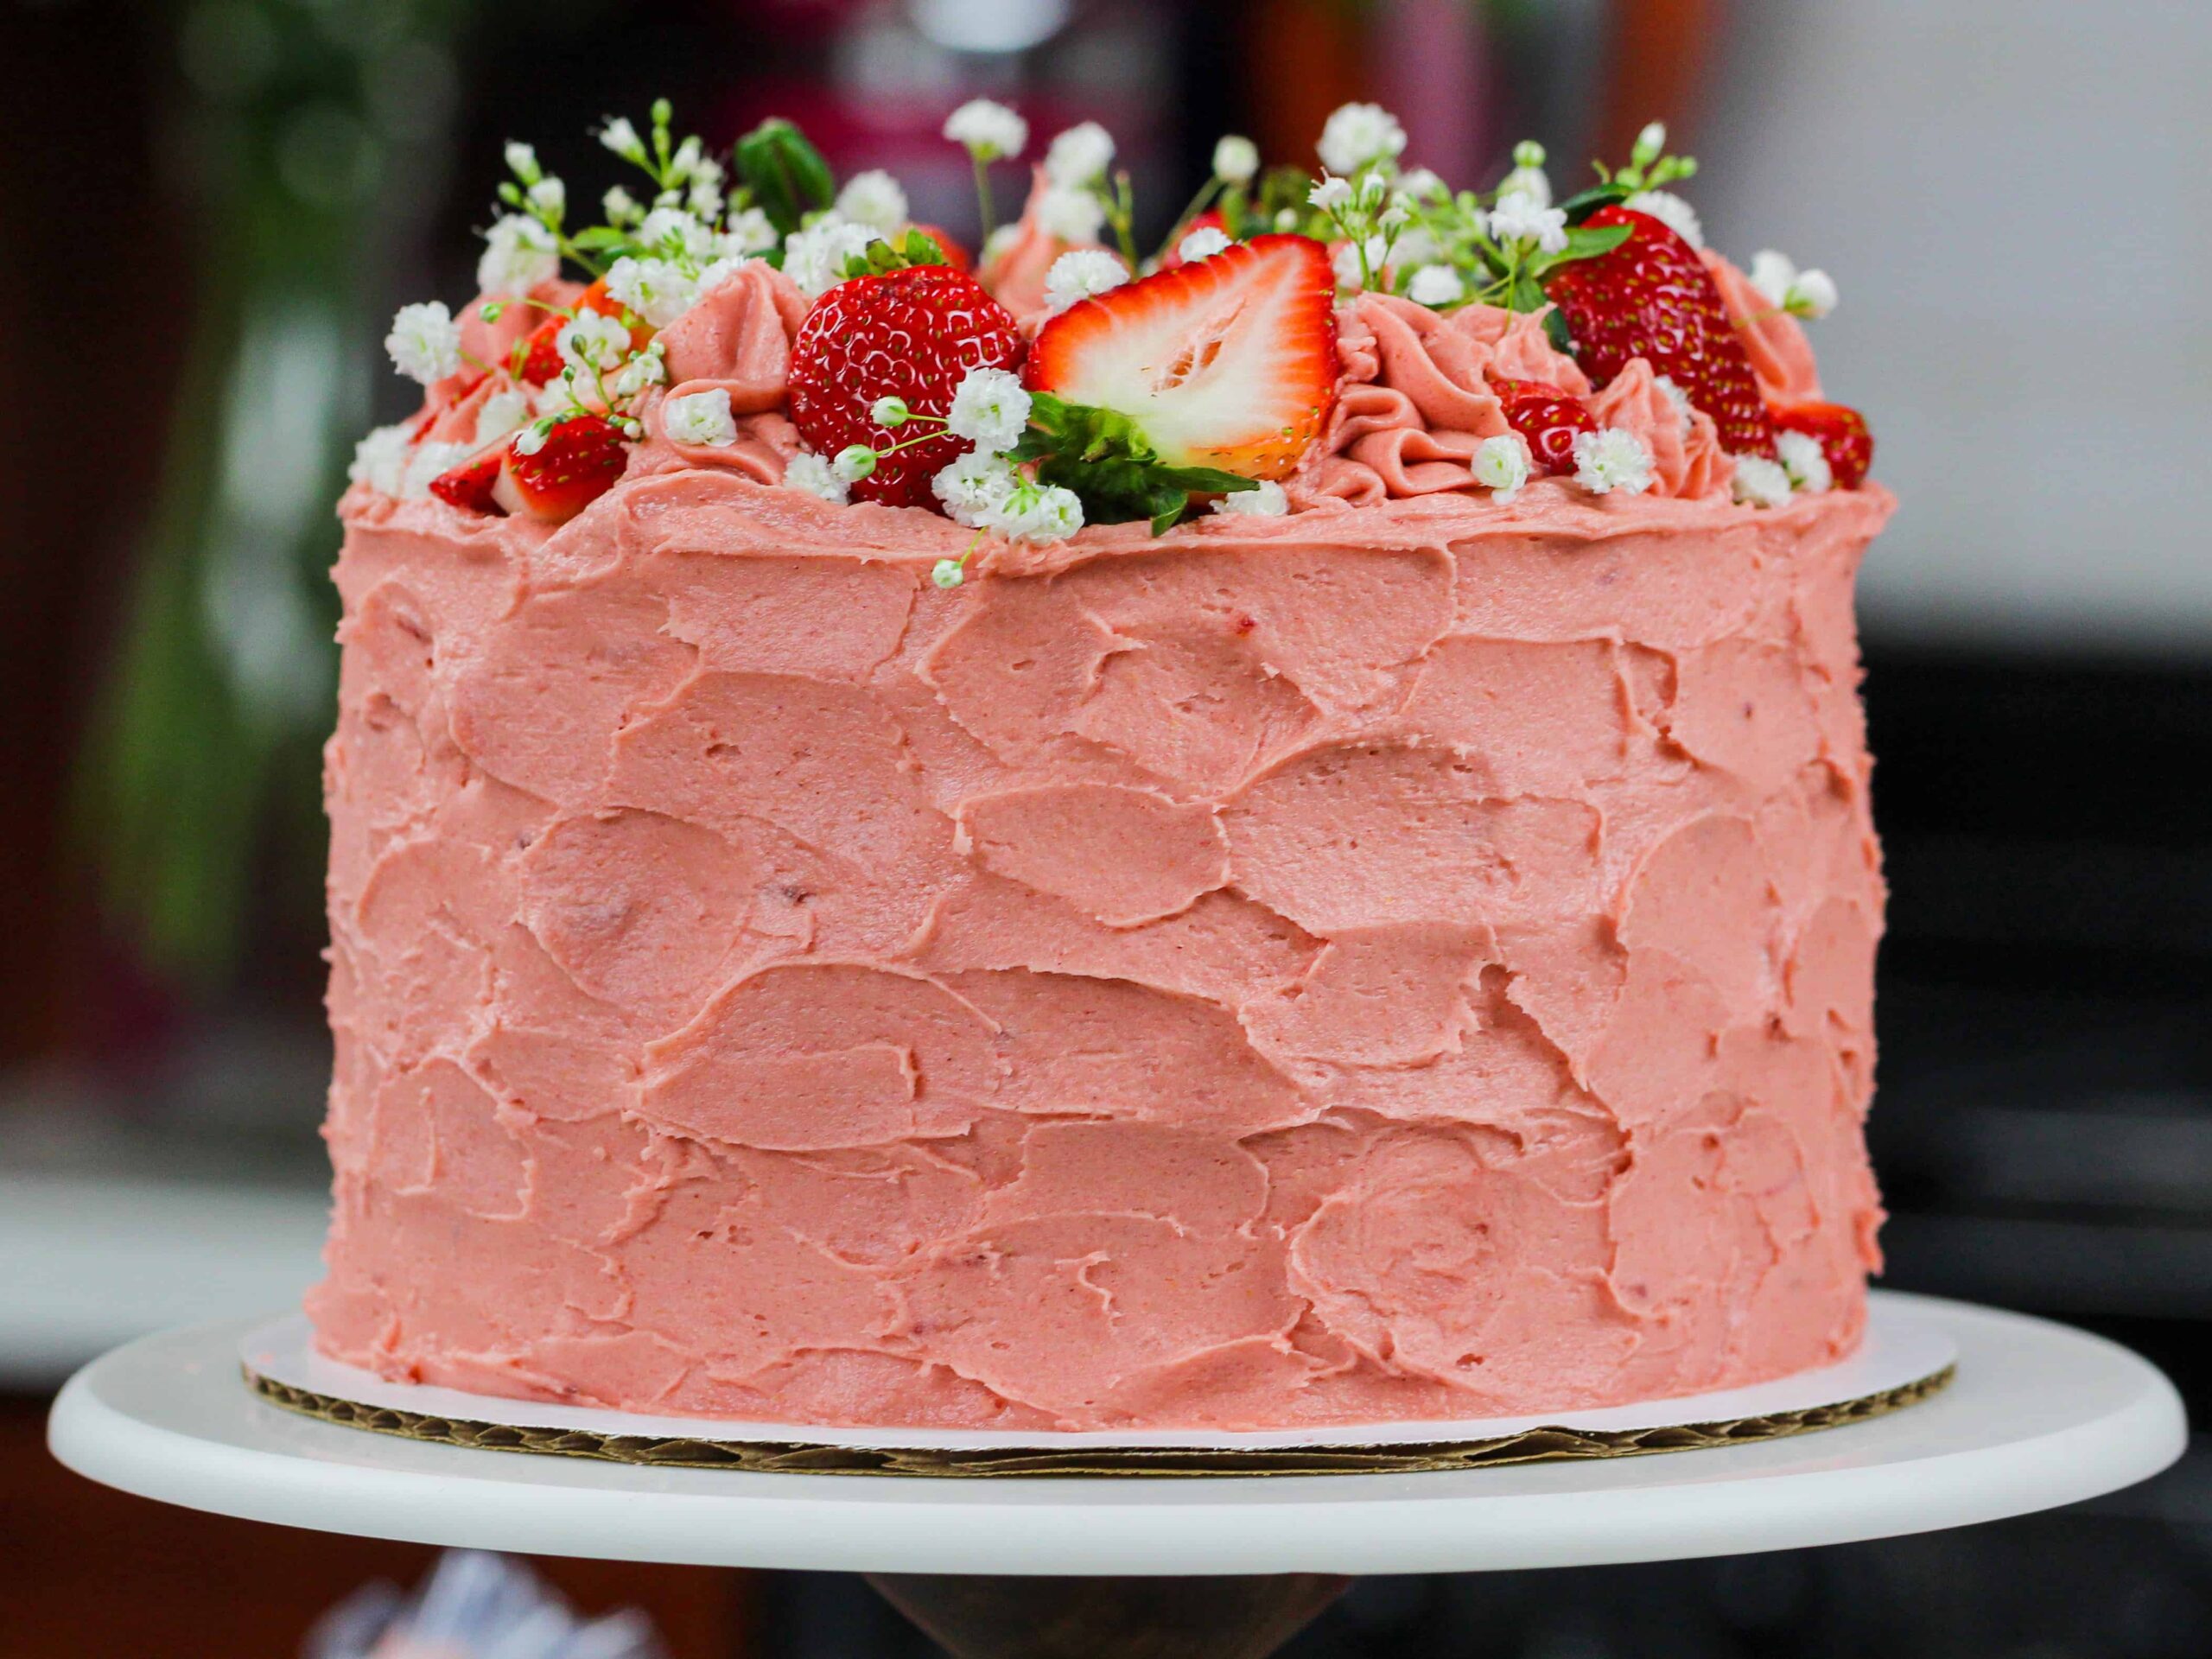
<box><xmin>47</xmin><ymin>1291</ymin><xmax>2187</xmax><ymax>1659</ymax></box>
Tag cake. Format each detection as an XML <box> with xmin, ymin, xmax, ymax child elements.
<box><xmin>309</xmin><ymin>103</ymin><xmax>1891</xmax><ymax>1431</ymax></box>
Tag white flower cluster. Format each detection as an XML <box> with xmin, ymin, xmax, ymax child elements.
<box><xmin>781</xmin><ymin>217</ymin><xmax>880</xmax><ymax>297</ymax></box>
<box><xmin>477</xmin><ymin>215</ymin><xmax>558</xmax><ymax>296</ymax></box>
<box><xmin>1624</xmin><ymin>188</ymin><xmax>1703</xmax><ymax>248</ymax></box>
<box><xmin>384</xmin><ymin>300</ymin><xmax>462</xmax><ymax>385</ymax></box>
<box><xmin>1042</xmin><ymin>249</ymin><xmax>1128</xmax><ymax>315</ymax></box>
<box><xmin>1497</xmin><ymin>139</ymin><xmax>1551</xmax><ymax>207</ymax></box>
<box><xmin>944</xmin><ymin>99</ymin><xmax>1028</xmax><ymax>162</ymax></box>
<box><xmin>1309</xmin><ymin>162</ymin><xmax>1411</xmax><ymax>294</ymax></box>
<box><xmin>1732</xmin><ymin>453</ymin><xmax>1794</xmax><ymax>508</ymax></box>
<box><xmin>1178</xmin><ymin>225</ymin><xmax>1232</xmax><ymax>264</ymax></box>
<box><xmin>1211</xmin><ymin>135</ymin><xmax>1259</xmax><ymax>185</ymax></box>
<box><xmin>928</xmin><ymin>368</ymin><xmax>1083</xmax><ymax>556</ymax></box>
<box><xmin>1749</xmin><ymin>249</ymin><xmax>1838</xmax><ymax>319</ymax></box>
<box><xmin>1318</xmin><ymin>102</ymin><xmax>1408</xmax><ymax>175</ymax></box>
<box><xmin>1472</xmin><ymin>432</ymin><xmax>1534</xmax><ymax>503</ymax></box>
<box><xmin>834</xmin><ymin>168</ymin><xmax>909</xmax><ymax>234</ymax></box>
<box><xmin>1211</xmin><ymin>479</ymin><xmax>1289</xmax><ymax>517</ymax></box>
<box><xmin>664</xmin><ymin>387</ymin><xmax>740</xmax><ymax>448</ymax></box>
<box><xmin>1486</xmin><ymin>189</ymin><xmax>1568</xmax><ymax>257</ymax></box>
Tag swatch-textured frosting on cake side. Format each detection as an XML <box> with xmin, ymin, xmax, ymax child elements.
<box><xmin>309</xmin><ymin>467</ymin><xmax>1890</xmax><ymax>1430</ymax></box>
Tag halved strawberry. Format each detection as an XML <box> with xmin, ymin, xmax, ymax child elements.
<box><xmin>493</xmin><ymin>415</ymin><xmax>628</xmax><ymax>521</ymax></box>
<box><xmin>429</xmin><ymin>442</ymin><xmax>506</xmax><ymax>513</ymax></box>
<box><xmin>513</xmin><ymin>278</ymin><xmax>649</xmax><ymax>387</ymax></box>
<box><xmin>1155</xmin><ymin>209</ymin><xmax>1230</xmax><ymax>271</ymax></box>
<box><xmin>1490</xmin><ymin>378</ymin><xmax>1598</xmax><ymax>475</ymax></box>
<box><xmin>1025</xmin><ymin>232</ymin><xmax>1337</xmax><ymax>481</ymax></box>
<box><xmin>1769</xmin><ymin>399</ymin><xmax>1872</xmax><ymax>489</ymax></box>
<box><xmin>1543</xmin><ymin>206</ymin><xmax>1776</xmax><ymax>458</ymax></box>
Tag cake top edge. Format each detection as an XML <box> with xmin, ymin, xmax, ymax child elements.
<box><xmin>352</xmin><ymin>102</ymin><xmax>1876</xmax><ymax>574</ymax></box>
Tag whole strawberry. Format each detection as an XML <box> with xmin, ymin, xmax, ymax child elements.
<box><xmin>1770</xmin><ymin>399</ymin><xmax>1873</xmax><ymax>489</ymax></box>
<box><xmin>788</xmin><ymin>264</ymin><xmax>1022</xmax><ymax>508</ymax></box>
<box><xmin>1489</xmin><ymin>378</ymin><xmax>1598</xmax><ymax>475</ymax></box>
<box><xmin>1543</xmin><ymin>206</ymin><xmax>1776</xmax><ymax>458</ymax></box>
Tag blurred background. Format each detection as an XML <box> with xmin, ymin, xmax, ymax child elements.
<box><xmin>3</xmin><ymin>0</ymin><xmax>2208</xmax><ymax>1653</ymax></box>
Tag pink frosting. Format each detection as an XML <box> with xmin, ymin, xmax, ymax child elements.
<box><xmin>632</xmin><ymin>262</ymin><xmax>810</xmax><ymax>486</ymax></box>
<box><xmin>1704</xmin><ymin>251</ymin><xmax>1823</xmax><ymax>404</ymax></box>
<box><xmin>979</xmin><ymin>167</ymin><xmax>1114</xmax><ymax>323</ymax></box>
<box><xmin>310</xmin><ymin>458</ymin><xmax>1894</xmax><ymax>1429</ymax></box>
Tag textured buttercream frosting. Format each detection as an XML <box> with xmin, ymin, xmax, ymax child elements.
<box><xmin>311</xmin><ymin>395</ymin><xmax>1892</xmax><ymax>1426</ymax></box>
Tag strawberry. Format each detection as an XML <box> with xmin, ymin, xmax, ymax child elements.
<box><xmin>1489</xmin><ymin>378</ymin><xmax>1598</xmax><ymax>475</ymax></box>
<box><xmin>1542</xmin><ymin>206</ymin><xmax>1776</xmax><ymax>458</ymax></box>
<box><xmin>493</xmin><ymin>415</ymin><xmax>628</xmax><ymax>522</ymax></box>
<box><xmin>1769</xmin><ymin>398</ymin><xmax>1873</xmax><ymax>489</ymax></box>
<box><xmin>903</xmin><ymin>223</ymin><xmax>971</xmax><ymax>272</ymax></box>
<box><xmin>1025</xmin><ymin>232</ymin><xmax>1337</xmax><ymax>481</ymax></box>
<box><xmin>1155</xmin><ymin>209</ymin><xmax>1230</xmax><ymax>270</ymax></box>
<box><xmin>514</xmin><ymin>278</ymin><xmax>648</xmax><ymax>387</ymax></box>
<box><xmin>429</xmin><ymin>442</ymin><xmax>506</xmax><ymax>513</ymax></box>
<box><xmin>787</xmin><ymin>264</ymin><xmax>1023</xmax><ymax>509</ymax></box>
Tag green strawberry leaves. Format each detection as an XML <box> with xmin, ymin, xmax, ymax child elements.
<box><xmin>1011</xmin><ymin>393</ymin><xmax>1258</xmax><ymax>534</ymax></box>
<box><xmin>837</xmin><ymin>229</ymin><xmax>955</xmax><ymax>282</ymax></box>
<box><xmin>737</xmin><ymin>118</ymin><xmax>835</xmax><ymax>235</ymax></box>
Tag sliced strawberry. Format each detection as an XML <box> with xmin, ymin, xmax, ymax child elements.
<box><xmin>1026</xmin><ymin>232</ymin><xmax>1337</xmax><ymax>480</ymax></box>
<box><xmin>512</xmin><ymin>278</ymin><xmax>649</xmax><ymax>386</ymax></box>
<box><xmin>1769</xmin><ymin>398</ymin><xmax>1873</xmax><ymax>489</ymax></box>
<box><xmin>493</xmin><ymin>415</ymin><xmax>628</xmax><ymax>522</ymax></box>
<box><xmin>1155</xmin><ymin>209</ymin><xmax>1231</xmax><ymax>270</ymax></box>
<box><xmin>429</xmin><ymin>442</ymin><xmax>507</xmax><ymax>513</ymax></box>
<box><xmin>788</xmin><ymin>263</ymin><xmax>1022</xmax><ymax>509</ymax></box>
<box><xmin>1543</xmin><ymin>206</ymin><xmax>1776</xmax><ymax>458</ymax></box>
<box><xmin>1490</xmin><ymin>378</ymin><xmax>1598</xmax><ymax>476</ymax></box>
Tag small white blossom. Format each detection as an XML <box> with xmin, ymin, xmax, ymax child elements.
<box><xmin>513</xmin><ymin>418</ymin><xmax>551</xmax><ymax>456</ymax></box>
<box><xmin>1573</xmin><ymin>427</ymin><xmax>1656</xmax><ymax>495</ymax></box>
<box><xmin>1357</xmin><ymin>170</ymin><xmax>1389</xmax><ymax>208</ymax></box>
<box><xmin>1499</xmin><ymin>140</ymin><xmax>1551</xmax><ymax>207</ymax></box>
<box><xmin>872</xmin><ymin>396</ymin><xmax>910</xmax><ymax>427</ymax></box>
<box><xmin>1044</xmin><ymin>121</ymin><xmax>1116</xmax><ymax>187</ymax></box>
<box><xmin>1624</xmin><ymin>188</ymin><xmax>1701</xmax><ymax>248</ymax></box>
<box><xmin>1749</xmin><ymin>250</ymin><xmax>1838</xmax><ymax>319</ymax></box>
<box><xmin>835</xmin><ymin>168</ymin><xmax>909</xmax><ymax>234</ymax></box>
<box><xmin>605</xmin><ymin>255</ymin><xmax>698</xmax><ymax>327</ymax></box>
<box><xmin>932</xmin><ymin>557</ymin><xmax>968</xmax><ymax>589</ymax></box>
<box><xmin>932</xmin><ymin>450</ymin><xmax>1020</xmax><ymax>527</ymax></box>
<box><xmin>1212</xmin><ymin>135</ymin><xmax>1259</xmax><ymax>184</ymax></box>
<box><xmin>504</xmin><ymin>141</ymin><xmax>541</xmax><ymax>181</ymax></box>
<box><xmin>598</xmin><ymin>116</ymin><xmax>646</xmax><ymax>163</ymax></box>
<box><xmin>400</xmin><ymin>438</ymin><xmax>474</xmax><ymax>500</ymax></box>
<box><xmin>1274</xmin><ymin>207</ymin><xmax>1300</xmax><ymax>232</ymax></box>
<box><xmin>1308</xmin><ymin>174</ymin><xmax>1353</xmax><ymax>213</ymax></box>
<box><xmin>1332</xmin><ymin>235</ymin><xmax>1389</xmax><ymax>292</ymax></box>
<box><xmin>1037</xmin><ymin>185</ymin><xmax>1106</xmax><ymax>244</ymax></box>
<box><xmin>1731</xmin><ymin>452</ymin><xmax>1793</xmax><ymax>508</ymax></box>
<box><xmin>477</xmin><ymin>214</ymin><xmax>559</xmax><ymax>296</ymax></box>
<box><xmin>639</xmin><ymin>207</ymin><xmax>715</xmax><ymax>259</ymax></box>
<box><xmin>1004</xmin><ymin>483</ymin><xmax>1084</xmax><ymax>543</ymax></box>
<box><xmin>663</xmin><ymin>389</ymin><xmax>738</xmax><ymax>447</ymax></box>
<box><xmin>1317</xmin><ymin>101</ymin><xmax>1408</xmax><ymax>175</ymax></box>
<box><xmin>1488</xmin><ymin>190</ymin><xmax>1568</xmax><ymax>255</ymax></box>
<box><xmin>1472</xmin><ymin>432</ymin><xmax>1533</xmax><ymax>502</ymax></box>
<box><xmin>1395</xmin><ymin>167</ymin><xmax>1447</xmax><ymax>202</ymax></box>
<box><xmin>348</xmin><ymin>423</ymin><xmax>413</xmax><ymax>496</ymax></box>
<box><xmin>718</xmin><ymin>207</ymin><xmax>779</xmax><ymax>258</ymax></box>
<box><xmin>385</xmin><ymin>300</ymin><xmax>463</xmax><ymax>385</ymax></box>
<box><xmin>1042</xmin><ymin>248</ymin><xmax>1128</xmax><ymax>314</ymax></box>
<box><xmin>1777</xmin><ymin>429</ymin><xmax>1833</xmax><ymax>493</ymax></box>
<box><xmin>1635</xmin><ymin>121</ymin><xmax>1668</xmax><ymax>160</ymax></box>
<box><xmin>944</xmin><ymin>99</ymin><xmax>1027</xmax><ymax>161</ymax></box>
<box><xmin>1390</xmin><ymin>223</ymin><xmax>1440</xmax><ymax>267</ymax></box>
<box><xmin>557</xmin><ymin>309</ymin><xmax>631</xmax><ymax>373</ymax></box>
<box><xmin>603</xmin><ymin>184</ymin><xmax>642</xmax><ymax>226</ymax></box>
<box><xmin>781</xmin><ymin>217</ymin><xmax>879</xmax><ymax>296</ymax></box>
<box><xmin>1178</xmin><ymin>226</ymin><xmax>1232</xmax><ymax>263</ymax></box>
<box><xmin>1407</xmin><ymin>264</ymin><xmax>1465</xmax><ymax>307</ymax></box>
<box><xmin>526</xmin><ymin>175</ymin><xmax>566</xmax><ymax>219</ymax></box>
<box><xmin>946</xmin><ymin>366</ymin><xmax>1032</xmax><ymax>453</ymax></box>
<box><xmin>474</xmin><ymin>385</ymin><xmax>532</xmax><ymax>448</ymax></box>
<box><xmin>1211</xmin><ymin>480</ymin><xmax>1289</xmax><ymax>516</ymax></box>
<box><xmin>832</xmin><ymin>443</ymin><xmax>878</xmax><ymax>482</ymax></box>
<box><xmin>610</xmin><ymin>340</ymin><xmax>668</xmax><ymax>397</ymax></box>
<box><xmin>785</xmin><ymin>449</ymin><xmax>851</xmax><ymax>504</ymax></box>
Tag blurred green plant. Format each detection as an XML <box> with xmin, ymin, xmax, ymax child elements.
<box><xmin>77</xmin><ymin>0</ymin><xmax>468</xmax><ymax>982</ymax></box>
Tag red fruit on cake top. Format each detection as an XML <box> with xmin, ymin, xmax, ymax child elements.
<box><xmin>1026</xmin><ymin>233</ymin><xmax>1338</xmax><ymax>481</ymax></box>
<box><xmin>1490</xmin><ymin>377</ymin><xmax>1600</xmax><ymax>476</ymax></box>
<box><xmin>493</xmin><ymin>414</ymin><xmax>628</xmax><ymax>522</ymax></box>
<box><xmin>787</xmin><ymin>264</ymin><xmax>1023</xmax><ymax>510</ymax></box>
<box><xmin>1543</xmin><ymin>205</ymin><xmax>1777</xmax><ymax>458</ymax></box>
<box><xmin>1770</xmin><ymin>398</ymin><xmax>1874</xmax><ymax>490</ymax></box>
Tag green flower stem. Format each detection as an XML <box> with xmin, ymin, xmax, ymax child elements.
<box><xmin>973</xmin><ymin>155</ymin><xmax>998</xmax><ymax>241</ymax></box>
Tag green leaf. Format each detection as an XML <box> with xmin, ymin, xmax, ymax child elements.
<box><xmin>737</xmin><ymin>118</ymin><xmax>835</xmax><ymax>235</ymax></box>
<box><xmin>1555</xmin><ymin>181</ymin><xmax>1633</xmax><ymax>225</ymax></box>
<box><xmin>567</xmin><ymin>226</ymin><xmax>632</xmax><ymax>253</ymax></box>
<box><xmin>1543</xmin><ymin>307</ymin><xmax>1574</xmax><ymax>353</ymax></box>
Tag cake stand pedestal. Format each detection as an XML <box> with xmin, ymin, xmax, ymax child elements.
<box><xmin>47</xmin><ymin>1292</ymin><xmax>2186</xmax><ymax>1658</ymax></box>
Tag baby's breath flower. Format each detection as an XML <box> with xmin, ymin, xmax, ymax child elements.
<box><xmin>1178</xmin><ymin>226</ymin><xmax>1231</xmax><ymax>263</ymax></box>
<box><xmin>835</xmin><ymin>168</ymin><xmax>909</xmax><ymax>234</ymax></box>
<box><xmin>1732</xmin><ymin>452</ymin><xmax>1793</xmax><ymax>508</ymax></box>
<box><xmin>639</xmin><ymin>207</ymin><xmax>715</xmax><ymax>259</ymax></box>
<box><xmin>1489</xmin><ymin>190</ymin><xmax>1568</xmax><ymax>255</ymax></box>
<box><xmin>400</xmin><ymin>439</ymin><xmax>474</xmax><ymax>500</ymax></box>
<box><xmin>1574</xmin><ymin>428</ymin><xmax>1656</xmax><ymax>495</ymax></box>
<box><xmin>1395</xmin><ymin>167</ymin><xmax>1447</xmax><ymax>203</ymax></box>
<box><xmin>605</xmin><ymin>255</ymin><xmax>698</xmax><ymax>327</ymax></box>
<box><xmin>1037</xmin><ymin>185</ymin><xmax>1107</xmax><ymax>243</ymax></box>
<box><xmin>946</xmin><ymin>366</ymin><xmax>1032</xmax><ymax>453</ymax></box>
<box><xmin>385</xmin><ymin>300</ymin><xmax>462</xmax><ymax>384</ymax></box>
<box><xmin>932</xmin><ymin>557</ymin><xmax>967</xmax><ymax>589</ymax></box>
<box><xmin>1777</xmin><ymin>429</ymin><xmax>1833</xmax><ymax>493</ymax></box>
<box><xmin>557</xmin><ymin>310</ymin><xmax>631</xmax><ymax>373</ymax></box>
<box><xmin>932</xmin><ymin>450</ymin><xmax>1020</xmax><ymax>527</ymax></box>
<box><xmin>782</xmin><ymin>217</ymin><xmax>879</xmax><ymax>297</ymax></box>
<box><xmin>1749</xmin><ymin>250</ymin><xmax>1838</xmax><ymax>318</ymax></box>
<box><xmin>1211</xmin><ymin>480</ymin><xmax>1288</xmax><ymax>516</ymax></box>
<box><xmin>785</xmin><ymin>449</ymin><xmax>850</xmax><ymax>504</ymax></box>
<box><xmin>1473</xmin><ymin>432</ymin><xmax>1533</xmax><ymax>502</ymax></box>
<box><xmin>1332</xmin><ymin>235</ymin><xmax>1389</xmax><ymax>292</ymax></box>
<box><xmin>348</xmin><ymin>423</ymin><xmax>413</xmax><ymax>495</ymax></box>
<box><xmin>1317</xmin><ymin>101</ymin><xmax>1408</xmax><ymax>175</ymax></box>
<box><xmin>944</xmin><ymin>99</ymin><xmax>1027</xmax><ymax>162</ymax></box>
<box><xmin>663</xmin><ymin>388</ymin><xmax>738</xmax><ymax>447</ymax></box>
<box><xmin>1212</xmin><ymin>135</ymin><xmax>1259</xmax><ymax>184</ymax></box>
<box><xmin>1624</xmin><ymin>188</ymin><xmax>1702</xmax><ymax>247</ymax></box>
<box><xmin>1044</xmin><ymin>121</ymin><xmax>1116</xmax><ymax>188</ymax></box>
<box><xmin>872</xmin><ymin>396</ymin><xmax>911</xmax><ymax>427</ymax></box>
<box><xmin>598</xmin><ymin>116</ymin><xmax>646</xmax><ymax>164</ymax></box>
<box><xmin>1499</xmin><ymin>138</ymin><xmax>1551</xmax><ymax>207</ymax></box>
<box><xmin>603</xmin><ymin>184</ymin><xmax>643</xmax><ymax>226</ymax></box>
<box><xmin>477</xmin><ymin>214</ymin><xmax>558</xmax><ymax>296</ymax></box>
<box><xmin>1407</xmin><ymin>264</ymin><xmax>1465</xmax><ymax>307</ymax></box>
<box><xmin>474</xmin><ymin>385</ymin><xmax>532</xmax><ymax>448</ymax></box>
<box><xmin>718</xmin><ymin>207</ymin><xmax>779</xmax><ymax>258</ymax></box>
<box><xmin>833</xmin><ymin>444</ymin><xmax>878</xmax><ymax>482</ymax></box>
<box><xmin>610</xmin><ymin>340</ymin><xmax>668</xmax><ymax>397</ymax></box>
<box><xmin>505</xmin><ymin>141</ymin><xmax>540</xmax><ymax>181</ymax></box>
<box><xmin>526</xmin><ymin>175</ymin><xmax>566</xmax><ymax>219</ymax></box>
<box><xmin>1308</xmin><ymin>174</ymin><xmax>1354</xmax><ymax>213</ymax></box>
<box><xmin>1007</xmin><ymin>483</ymin><xmax>1084</xmax><ymax>543</ymax></box>
<box><xmin>1042</xmin><ymin>248</ymin><xmax>1128</xmax><ymax>314</ymax></box>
